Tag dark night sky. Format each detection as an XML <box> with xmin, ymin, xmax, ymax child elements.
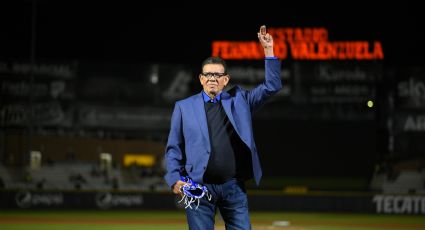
<box><xmin>1</xmin><ymin>1</ymin><xmax>424</xmax><ymax>65</ymax></box>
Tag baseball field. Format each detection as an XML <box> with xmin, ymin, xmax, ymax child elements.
<box><xmin>0</xmin><ymin>210</ymin><xmax>424</xmax><ymax>230</ymax></box>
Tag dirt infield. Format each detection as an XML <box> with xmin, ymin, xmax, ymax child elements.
<box><xmin>1</xmin><ymin>216</ymin><xmax>425</xmax><ymax>230</ymax></box>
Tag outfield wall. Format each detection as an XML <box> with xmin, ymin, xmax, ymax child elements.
<box><xmin>0</xmin><ymin>190</ymin><xmax>424</xmax><ymax>215</ymax></box>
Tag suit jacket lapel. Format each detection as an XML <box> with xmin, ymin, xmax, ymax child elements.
<box><xmin>221</xmin><ymin>91</ymin><xmax>239</xmax><ymax>135</ymax></box>
<box><xmin>193</xmin><ymin>92</ymin><xmax>211</xmax><ymax>148</ymax></box>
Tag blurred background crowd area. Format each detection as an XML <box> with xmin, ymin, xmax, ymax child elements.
<box><xmin>0</xmin><ymin>1</ymin><xmax>424</xmax><ymax>197</ymax></box>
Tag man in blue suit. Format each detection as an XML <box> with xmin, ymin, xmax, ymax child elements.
<box><xmin>164</xmin><ymin>25</ymin><xmax>282</xmax><ymax>229</ymax></box>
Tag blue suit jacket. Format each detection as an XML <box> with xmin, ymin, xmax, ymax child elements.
<box><xmin>164</xmin><ymin>59</ymin><xmax>282</xmax><ymax>187</ymax></box>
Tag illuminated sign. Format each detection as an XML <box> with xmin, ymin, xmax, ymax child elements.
<box><xmin>123</xmin><ymin>154</ymin><xmax>155</xmax><ymax>167</ymax></box>
<box><xmin>212</xmin><ymin>28</ymin><xmax>383</xmax><ymax>60</ymax></box>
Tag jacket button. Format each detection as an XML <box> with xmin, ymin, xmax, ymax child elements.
<box><xmin>203</xmin><ymin>166</ymin><xmax>206</xmax><ymax>170</ymax></box>
<box><xmin>207</xmin><ymin>151</ymin><xmax>210</xmax><ymax>154</ymax></box>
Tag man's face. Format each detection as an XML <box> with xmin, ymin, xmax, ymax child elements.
<box><xmin>199</xmin><ymin>64</ymin><xmax>229</xmax><ymax>97</ymax></box>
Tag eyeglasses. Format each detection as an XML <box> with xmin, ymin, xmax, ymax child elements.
<box><xmin>201</xmin><ymin>72</ymin><xmax>227</xmax><ymax>79</ymax></box>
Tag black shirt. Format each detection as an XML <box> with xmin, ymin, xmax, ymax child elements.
<box><xmin>203</xmin><ymin>101</ymin><xmax>253</xmax><ymax>184</ymax></box>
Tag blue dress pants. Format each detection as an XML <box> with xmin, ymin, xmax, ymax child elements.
<box><xmin>185</xmin><ymin>178</ymin><xmax>251</xmax><ymax>230</ymax></box>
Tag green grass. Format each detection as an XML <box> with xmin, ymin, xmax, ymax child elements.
<box><xmin>1</xmin><ymin>210</ymin><xmax>424</xmax><ymax>230</ymax></box>
<box><xmin>0</xmin><ymin>224</ymin><xmax>188</xmax><ymax>230</ymax></box>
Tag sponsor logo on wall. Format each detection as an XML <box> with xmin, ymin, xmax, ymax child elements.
<box><xmin>397</xmin><ymin>78</ymin><xmax>425</xmax><ymax>109</ymax></box>
<box><xmin>95</xmin><ymin>192</ymin><xmax>144</xmax><ymax>209</ymax></box>
<box><xmin>373</xmin><ymin>195</ymin><xmax>425</xmax><ymax>214</ymax></box>
<box><xmin>15</xmin><ymin>190</ymin><xmax>63</xmax><ymax>208</ymax></box>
